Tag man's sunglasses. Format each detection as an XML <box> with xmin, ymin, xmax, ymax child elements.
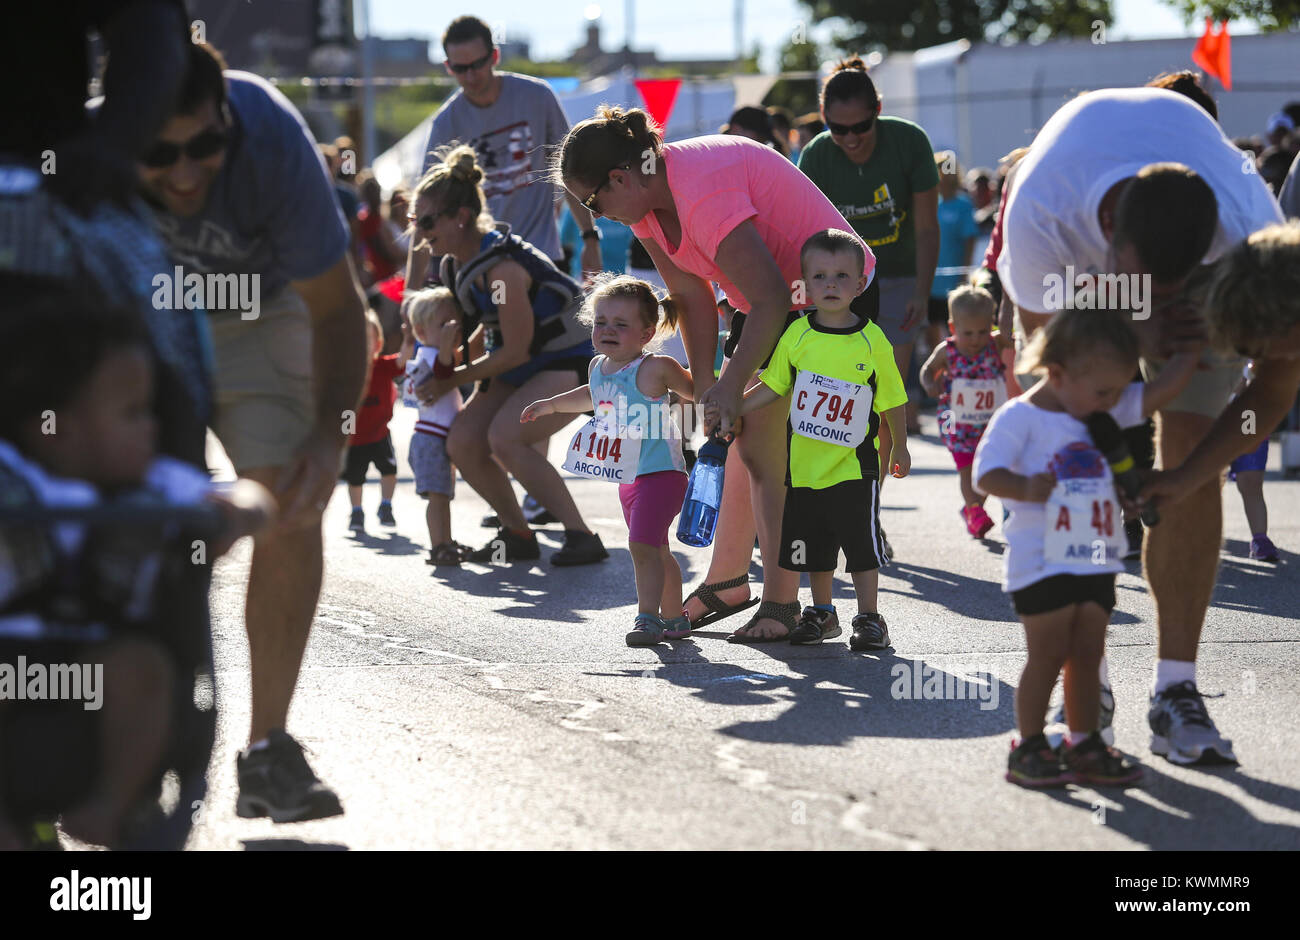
<box><xmin>827</xmin><ymin>115</ymin><xmax>877</xmax><ymax>137</ymax></box>
<box><xmin>582</xmin><ymin>164</ymin><xmax>629</xmax><ymax>212</ymax></box>
<box><xmin>140</xmin><ymin>128</ymin><xmax>228</xmax><ymax>168</ymax></box>
<box><xmin>446</xmin><ymin>52</ymin><xmax>492</xmax><ymax>74</ymax></box>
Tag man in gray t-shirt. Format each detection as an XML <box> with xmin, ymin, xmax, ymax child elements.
<box><xmin>407</xmin><ymin>16</ymin><xmax>601</xmax><ymax>288</ymax></box>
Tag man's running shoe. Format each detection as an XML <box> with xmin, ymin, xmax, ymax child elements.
<box><xmin>550</xmin><ymin>530</ymin><xmax>609</xmax><ymax>566</ymax></box>
<box><xmin>1047</xmin><ymin>681</ymin><xmax>1115</xmax><ymax>747</ymax></box>
<box><xmin>626</xmin><ymin>614</ymin><xmax>666</xmax><ymax>647</ymax></box>
<box><xmin>467</xmin><ymin>527</ymin><xmax>540</xmax><ymax>564</ymax></box>
<box><xmin>849</xmin><ymin>612</ymin><xmax>891</xmax><ymax>651</ymax></box>
<box><xmin>236</xmin><ymin>729</ymin><xmax>344</xmax><ymax>823</ymax></box>
<box><xmin>377</xmin><ymin>502</ymin><xmax>396</xmax><ymax>527</ymax></box>
<box><xmin>348</xmin><ymin>507</ymin><xmax>364</xmax><ymax>532</ymax></box>
<box><xmin>1249</xmin><ymin>535</ymin><xmax>1279</xmax><ymax>562</ymax></box>
<box><xmin>1123</xmin><ymin>518</ymin><xmax>1143</xmax><ymax>561</ymax></box>
<box><xmin>1006</xmin><ymin>734</ymin><xmax>1075</xmax><ymax>788</ymax></box>
<box><xmin>788</xmin><ymin>607</ymin><xmax>842</xmax><ymax>645</ymax></box>
<box><xmin>1148</xmin><ymin>680</ymin><xmax>1238</xmax><ymax>765</ymax></box>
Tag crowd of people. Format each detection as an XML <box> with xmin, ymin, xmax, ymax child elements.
<box><xmin>2</xmin><ymin>4</ymin><xmax>1300</xmax><ymax>848</ymax></box>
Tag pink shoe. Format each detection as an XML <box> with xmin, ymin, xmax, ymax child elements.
<box><xmin>969</xmin><ymin>505</ymin><xmax>995</xmax><ymax>538</ymax></box>
<box><xmin>960</xmin><ymin>505</ymin><xmax>978</xmax><ymax>537</ymax></box>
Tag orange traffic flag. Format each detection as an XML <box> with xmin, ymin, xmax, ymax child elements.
<box><xmin>1192</xmin><ymin>18</ymin><xmax>1232</xmax><ymax>91</ymax></box>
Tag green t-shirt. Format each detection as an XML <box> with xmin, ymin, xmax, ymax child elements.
<box><xmin>797</xmin><ymin>117</ymin><xmax>939</xmax><ymax>278</ymax></box>
<box><xmin>760</xmin><ymin>313</ymin><xmax>908</xmax><ymax>489</ymax></box>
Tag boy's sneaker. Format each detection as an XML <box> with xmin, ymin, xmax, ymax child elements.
<box><xmin>236</xmin><ymin>729</ymin><xmax>344</xmax><ymax>823</ymax></box>
<box><xmin>1148</xmin><ymin>680</ymin><xmax>1238</xmax><ymax>765</ymax></box>
<box><xmin>626</xmin><ymin>613</ymin><xmax>666</xmax><ymax>647</ymax></box>
<box><xmin>550</xmin><ymin>530</ymin><xmax>609</xmax><ymax>567</ymax></box>
<box><xmin>1060</xmin><ymin>731</ymin><xmax>1143</xmax><ymax>786</ymax></box>
<box><xmin>1123</xmin><ymin>519</ymin><xmax>1143</xmax><ymax>561</ymax></box>
<box><xmin>467</xmin><ymin>527</ymin><xmax>540</xmax><ymax>564</ymax></box>
<box><xmin>1249</xmin><ymin>535</ymin><xmax>1279</xmax><ymax>562</ymax></box>
<box><xmin>377</xmin><ymin>502</ymin><xmax>396</xmax><ymax>527</ymax></box>
<box><xmin>788</xmin><ymin>607</ymin><xmax>842</xmax><ymax>645</ymax></box>
<box><xmin>1047</xmin><ymin>681</ymin><xmax>1116</xmax><ymax>748</ymax></box>
<box><xmin>849</xmin><ymin>612</ymin><xmax>891</xmax><ymax>651</ymax></box>
<box><xmin>348</xmin><ymin>507</ymin><xmax>364</xmax><ymax>532</ymax></box>
<box><xmin>1006</xmin><ymin>734</ymin><xmax>1075</xmax><ymax>788</ymax></box>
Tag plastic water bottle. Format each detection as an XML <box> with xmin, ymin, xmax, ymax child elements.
<box><xmin>677</xmin><ymin>433</ymin><xmax>730</xmax><ymax>547</ymax></box>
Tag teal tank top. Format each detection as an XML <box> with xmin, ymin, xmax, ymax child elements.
<box><xmin>588</xmin><ymin>354</ymin><xmax>685</xmax><ymax>478</ymax></box>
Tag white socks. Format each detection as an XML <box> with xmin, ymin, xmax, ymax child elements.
<box><xmin>1153</xmin><ymin>659</ymin><xmax>1196</xmax><ymax>695</ymax></box>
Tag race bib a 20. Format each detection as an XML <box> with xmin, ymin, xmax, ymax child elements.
<box><xmin>1043</xmin><ymin>477</ymin><xmax>1125</xmax><ymax>570</ymax></box>
<box><xmin>790</xmin><ymin>371</ymin><xmax>872</xmax><ymax>448</ymax></box>
<box><xmin>951</xmin><ymin>377</ymin><xmax>1004</xmax><ymax>425</ymax></box>
<box><xmin>562</xmin><ymin>418</ymin><xmax>641</xmax><ymax>484</ymax></box>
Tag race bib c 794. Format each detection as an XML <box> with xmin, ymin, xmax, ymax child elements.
<box><xmin>950</xmin><ymin>377</ymin><xmax>1005</xmax><ymax>425</ymax></box>
<box><xmin>1042</xmin><ymin>477</ymin><xmax>1125</xmax><ymax>570</ymax></box>
<box><xmin>562</xmin><ymin>418</ymin><xmax>641</xmax><ymax>484</ymax></box>
<box><xmin>790</xmin><ymin>371</ymin><xmax>873</xmax><ymax>449</ymax></box>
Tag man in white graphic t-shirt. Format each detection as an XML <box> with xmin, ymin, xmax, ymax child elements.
<box><xmin>999</xmin><ymin>86</ymin><xmax>1284</xmax><ymax>767</ymax></box>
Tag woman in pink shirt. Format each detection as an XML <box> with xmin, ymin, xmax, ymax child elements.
<box><xmin>555</xmin><ymin>107</ymin><xmax>877</xmax><ymax>640</ymax></box>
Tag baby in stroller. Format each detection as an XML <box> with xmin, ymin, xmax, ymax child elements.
<box><xmin>0</xmin><ymin>285</ymin><xmax>272</xmax><ymax>849</ymax></box>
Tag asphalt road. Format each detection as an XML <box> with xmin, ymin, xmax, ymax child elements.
<box><xmin>189</xmin><ymin>405</ymin><xmax>1300</xmax><ymax>850</ymax></box>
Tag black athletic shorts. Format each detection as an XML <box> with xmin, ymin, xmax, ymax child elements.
<box><xmin>778</xmin><ymin>478</ymin><xmax>884</xmax><ymax>573</ymax></box>
<box><xmin>1010</xmin><ymin>573</ymin><xmax>1117</xmax><ymax>617</ymax></box>
<box><xmin>340</xmin><ymin>434</ymin><xmax>397</xmax><ymax>486</ymax></box>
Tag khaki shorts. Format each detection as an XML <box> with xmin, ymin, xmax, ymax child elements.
<box><xmin>1140</xmin><ymin>350</ymin><xmax>1243</xmax><ymax>419</ymax></box>
<box><xmin>207</xmin><ymin>288</ymin><xmax>315</xmax><ymax>472</ymax></box>
<box><xmin>873</xmin><ymin>275</ymin><xmax>922</xmax><ymax>348</ymax></box>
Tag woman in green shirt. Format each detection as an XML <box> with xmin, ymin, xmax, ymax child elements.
<box><xmin>798</xmin><ymin>57</ymin><xmax>940</xmax><ymax>437</ymax></box>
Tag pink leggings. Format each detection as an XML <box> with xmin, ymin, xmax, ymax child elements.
<box><xmin>618</xmin><ymin>470</ymin><xmax>688</xmax><ymax>546</ymax></box>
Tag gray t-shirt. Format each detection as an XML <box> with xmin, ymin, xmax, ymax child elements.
<box><xmin>420</xmin><ymin>73</ymin><xmax>569</xmax><ymax>261</ymax></box>
<box><xmin>148</xmin><ymin>71</ymin><xmax>349</xmax><ymax>304</ymax></box>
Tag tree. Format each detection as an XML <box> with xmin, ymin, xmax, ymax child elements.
<box><xmin>766</xmin><ymin>32</ymin><xmax>823</xmax><ymax>116</ymax></box>
<box><xmin>799</xmin><ymin>0</ymin><xmax>1112</xmax><ymax>52</ymax></box>
<box><xmin>1157</xmin><ymin>1</ymin><xmax>1300</xmax><ymax>29</ymax></box>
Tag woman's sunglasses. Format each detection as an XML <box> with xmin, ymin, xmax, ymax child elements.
<box><xmin>827</xmin><ymin>115</ymin><xmax>877</xmax><ymax>137</ymax></box>
<box><xmin>409</xmin><ymin>208</ymin><xmax>455</xmax><ymax>232</ymax></box>
<box><xmin>140</xmin><ymin>128</ymin><xmax>229</xmax><ymax>168</ymax></box>
<box><xmin>582</xmin><ymin>164</ymin><xmax>630</xmax><ymax>212</ymax></box>
<box><xmin>446</xmin><ymin>52</ymin><xmax>492</xmax><ymax>74</ymax></box>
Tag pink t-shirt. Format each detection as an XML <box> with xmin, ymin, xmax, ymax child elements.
<box><xmin>630</xmin><ymin>135</ymin><xmax>875</xmax><ymax>313</ymax></box>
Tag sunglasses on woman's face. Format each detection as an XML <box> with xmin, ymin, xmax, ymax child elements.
<box><xmin>827</xmin><ymin>115</ymin><xmax>877</xmax><ymax>137</ymax></box>
<box><xmin>409</xmin><ymin>208</ymin><xmax>454</xmax><ymax>232</ymax></box>
<box><xmin>581</xmin><ymin>164</ymin><xmax>630</xmax><ymax>213</ymax></box>
<box><xmin>446</xmin><ymin>52</ymin><xmax>492</xmax><ymax>74</ymax></box>
<box><xmin>140</xmin><ymin>127</ymin><xmax>228</xmax><ymax>168</ymax></box>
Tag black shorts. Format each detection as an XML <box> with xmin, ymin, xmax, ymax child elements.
<box><xmin>340</xmin><ymin>434</ymin><xmax>397</xmax><ymax>485</ymax></box>
<box><xmin>1010</xmin><ymin>573</ymin><xmax>1117</xmax><ymax>617</ymax></box>
<box><xmin>778</xmin><ymin>478</ymin><xmax>884</xmax><ymax>572</ymax></box>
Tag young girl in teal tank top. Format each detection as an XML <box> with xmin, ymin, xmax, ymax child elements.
<box><xmin>521</xmin><ymin>276</ymin><xmax>696</xmax><ymax>647</ymax></box>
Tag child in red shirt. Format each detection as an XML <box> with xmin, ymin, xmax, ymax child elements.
<box><xmin>341</xmin><ymin>309</ymin><xmax>403</xmax><ymax>531</ymax></box>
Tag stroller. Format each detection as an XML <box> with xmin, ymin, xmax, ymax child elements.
<box><xmin>0</xmin><ymin>499</ymin><xmax>221</xmax><ymax>850</ymax></box>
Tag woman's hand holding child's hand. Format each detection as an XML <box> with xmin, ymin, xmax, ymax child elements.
<box><xmin>519</xmin><ymin>400</ymin><xmax>554</xmax><ymax>423</ymax></box>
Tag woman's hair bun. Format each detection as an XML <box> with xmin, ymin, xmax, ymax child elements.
<box><xmin>446</xmin><ymin>145</ymin><xmax>483</xmax><ymax>185</ymax></box>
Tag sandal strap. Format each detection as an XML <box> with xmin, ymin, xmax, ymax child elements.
<box><xmin>685</xmin><ymin>574</ymin><xmax>749</xmax><ymax>614</ymax></box>
<box><xmin>752</xmin><ymin>600</ymin><xmax>801</xmax><ymax>630</ymax></box>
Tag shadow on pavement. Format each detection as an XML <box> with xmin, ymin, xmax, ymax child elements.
<box><xmin>241</xmin><ymin>839</ymin><xmax>349</xmax><ymax>851</ymax></box>
<box><xmin>1041</xmin><ymin>763</ymin><xmax>1300</xmax><ymax>849</ymax></box>
<box><xmin>881</xmin><ymin>561</ymin><xmax>1020</xmax><ymax>623</ymax></box>
<box><xmin>1211</xmin><ymin>548</ymin><xmax>1289</xmax><ymax>614</ymax></box>
<box><xmin>345</xmin><ymin>530</ymin><xmax>423</xmax><ymax>557</ymax></box>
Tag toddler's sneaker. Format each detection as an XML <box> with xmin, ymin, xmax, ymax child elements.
<box><xmin>550</xmin><ymin>530</ymin><xmax>609</xmax><ymax>567</ymax></box>
<box><xmin>1006</xmin><ymin>734</ymin><xmax>1075</xmax><ymax>788</ymax></box>
<box><xmin>788</xmin><ymin>607</ymin><xmax>842</xmax><ymax>645</ymax></box>
<box><xmin>377</xmin><ymin>502</ymin><xmax>396</xmax><ymax>527</ymax></box>
<box><xmin>348</xmin><ymin>507</ymin><xmax>364</xmax><ymax>532</ymax></box>
<box><xmin>849</xmin><ymin>612</ymin><xmax>891</xmax><ymax>651</ymax></box>
<box><xmin>1249</xmin><ymin>535</ymin><xmax>1279</xmax><ymax>562</ymax></box>
<box><xmin>626</xmin><ymin>613</ymin><xmax>666</xmax><ymax>647</ymax></box>
<box><xmin>467</xmin><ymin>527</ymin><xmax>540</xmax><ymax>564</ymax></box>
<box><xmin>962</xmin><ymin>504</ymin><xmax>994</xmax><ymax>538</ymax></box>
<box><xmin>661</xmin><ymin>615</ymin><xmax>693</xmax><ymax>640</ymax></box>
<box><xmin>1060</xmin><ymin>732</ymin><xmax>1143</xmax><ymax>786</ymax></box>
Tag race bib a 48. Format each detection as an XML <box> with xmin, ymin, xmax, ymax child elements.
<box><xmin>790</xmin><ymin>371</ymin><xmax>873</xmax><ymax>449</ymax></box>
<box><xmin>562</xmin><ymin>418</ymin><xmax>641</xmax><ymax>484</ymax></box>
<box><xmin>950</xmin><ymin>377</ymin><xmax>1005</xmax><ymax>425</ymax></box>
<box><xmin>1043</xmin><ymin>477</ymin><xmax>1125</xmax><ymax>570</ymax></box>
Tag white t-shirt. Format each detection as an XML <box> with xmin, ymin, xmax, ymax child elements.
<box><xmin>404</xmin><ymin>345</ymin><xmax>462</xmax><ymax>438</ymax></box>
<box><xmin>972</xmin><ymin>383</ymin><xmax>1144</xmax><ymax>592</ymax></box>
<box><xmin>998</xmin><ymin>87</ymin><xmax>1284</xmax><ymax>313</ymax></box>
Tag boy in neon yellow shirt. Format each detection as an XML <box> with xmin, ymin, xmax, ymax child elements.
<box><xmin>741</xmin><ymin>229</ymin><xmax>910</xmax><ymax>649</ymax></box>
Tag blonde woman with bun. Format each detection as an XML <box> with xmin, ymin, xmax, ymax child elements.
<box><xmin>407</xmin><ymin>145</ymin><xmax>608</xmax><ymax>567</ymax></box>
<box><xmin>555</xmin><ymin>106</ymin><xmax>877</xmax><ymax>641</ymax></box>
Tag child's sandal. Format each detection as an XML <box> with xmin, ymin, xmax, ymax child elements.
<box><xmin>427</xmin><ymin>543</ymin><xmax>464</xmax><ymax>566</ymax></box>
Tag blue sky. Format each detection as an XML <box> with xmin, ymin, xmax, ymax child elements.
<box><xmin>364</xmin><ymin>0</ymin><xmax>1255</xmax><ymax>69</ymax></box>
